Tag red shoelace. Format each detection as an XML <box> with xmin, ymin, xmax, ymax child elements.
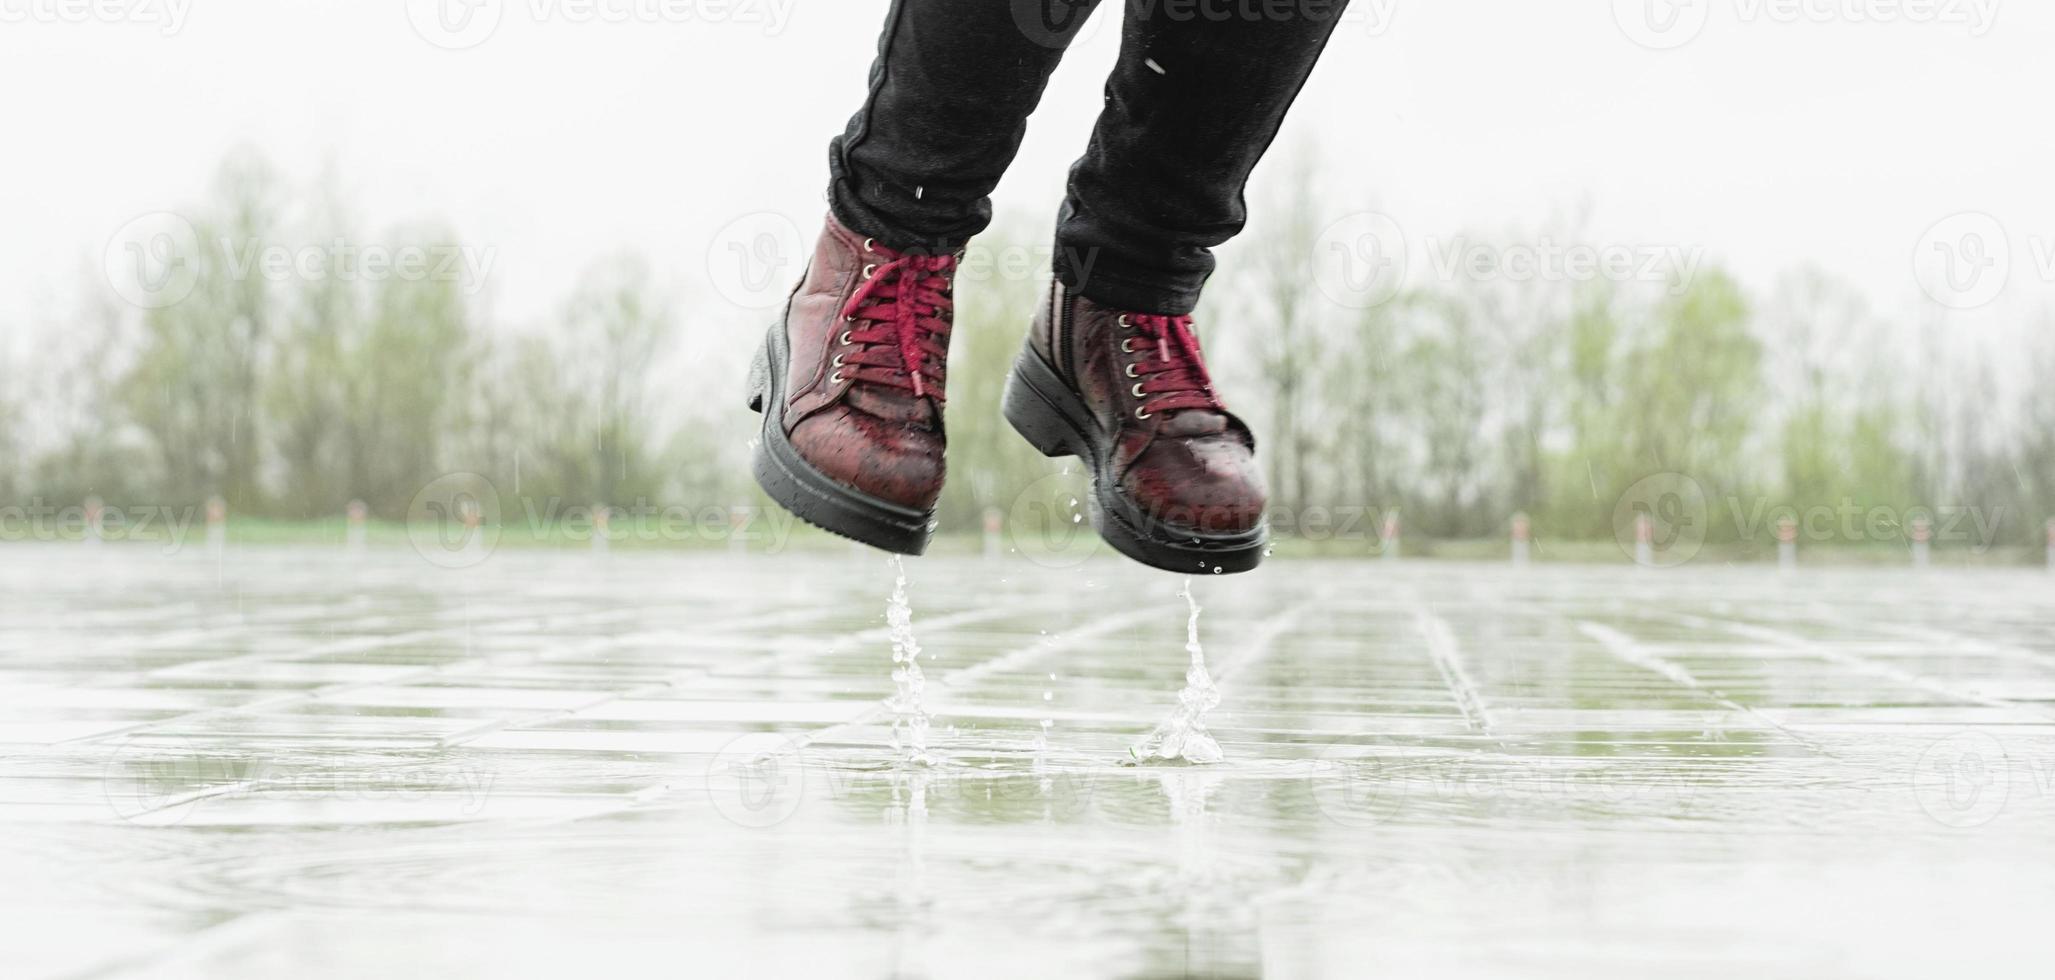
<box><xmin>1122</xmin><ymin>313</ymin><xmax>1220</xmax><ymax>418</ymax></box>
<box><xmin>837</xmin><ymin>247</ymin><xmax>956</xmax><ymax>401</ymax></box>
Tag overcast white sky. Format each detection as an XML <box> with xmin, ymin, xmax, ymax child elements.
<box><xmin>3</xmin><ymin>0</ymin><xmax>2052</xmax><ymax>355</ymax></box>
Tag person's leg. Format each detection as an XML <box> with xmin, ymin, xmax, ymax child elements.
<box><xmin>1009</xmin><ymin>2</ymin><xmax>1349</xmax><ymax>573</ymax></box>
<box><xmin>1054</xmin><ymin>1</ymin><xmax>1350</xmax><ymax>313</ymax></box>
<box><xmin>830</xmin><ymin>0</ymin><xmax>1103</xmax><ymax>252</ymax></box>
<box><xmin>753</xmin><ymin>0</ymin><xmax>1101</xmax><ymax>555</ymax></box>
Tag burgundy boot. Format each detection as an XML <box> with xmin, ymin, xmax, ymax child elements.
<box><xmin>748</xmin><ymin>215</ymin><xmax>957</xmax><ymax>554</ymax></box>
<box><xmin>1004</xmin><ymin>281</ymin><xmax>1269</xmax><ymax>573</ymax></box>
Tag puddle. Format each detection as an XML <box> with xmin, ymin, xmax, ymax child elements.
<box><xmin>4</xmin><ymin>549</ymin><xmax>2053</xmax><ymax>978</ymax></box>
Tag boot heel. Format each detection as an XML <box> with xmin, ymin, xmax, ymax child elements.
<box><xmin>1003</xmin><ymin>360</ymin><xmax>1076</xmax><ymax>459</ymax></box>
<box><xmin>745</xmin><ymin>342</ymin><xmax>769</xmax><ymax>414</ymax></box>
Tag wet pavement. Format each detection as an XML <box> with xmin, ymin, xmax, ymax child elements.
<box><xmin>3</xmin><ymin>546</ymin><xmax>2052</xmax><ymax>978</ymax></box>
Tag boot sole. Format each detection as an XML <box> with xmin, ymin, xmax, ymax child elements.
<box><xmin>1003</xmin><ymin>346</ymin><xmax>1267</xmax><ymax>575</ymax></box>
<box><xmin>747</xmin><ymin>321</ymin><xmax>933</xmax><ymax>556</ymax></box>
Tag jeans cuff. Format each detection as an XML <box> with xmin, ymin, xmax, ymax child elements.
<box><xmin>827</xmin><ymin>186</ymin><xmax>969</xmax><ymax>256</ymax></box>
<box><xmin>1053</xmin><ymin>250</ymin><xmax>1204</xmax><ymax>316</ymax></box>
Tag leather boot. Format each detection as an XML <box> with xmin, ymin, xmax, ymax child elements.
<box><xmin>748</xmin><ymin>214</ymin><xmax>957</xmax><ymax>554</ymax></box>
<box><xmin>1003</xmin><ymin>280</ymin><xmax>1268</xmax><ymax>573</ymax></box>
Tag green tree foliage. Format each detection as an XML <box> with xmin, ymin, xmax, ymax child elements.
<box><xmin>5</xmin><ymin>152</ymin><xmax>2050</xmax><ymax>555</ymax></box>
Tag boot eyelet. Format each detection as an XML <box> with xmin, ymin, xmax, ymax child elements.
<box><xmin>861</xmin><ymin>264</ymin><xmax>877</xmax><ymax>280</ymax></box>
<box><xmin>1135</xmin><ymin>408</ymin><xmax>1152</xmax><ymax>420</ymax></box>
<box><xmin>838</xmin><ymin>330</ymin><xmax>852</xmax><ymax>345</ymax></box>
<box><xmin>863</xmin><ymin>238</ymin><xmax>876</xmax><ymax>252</ymax></box>
<box><xmin>1116</xmin><ymin>314</ymin><xmax>1133</xmax><ymax>329</ymax></box>
<box><xmin>1120</xmin><ymin>338</ymin><xmax>1135</xmax><ymax>353</ymax></box>
<box><xmin>832</xmin><ymin>354</ymin><xmax>845</xmax><ymax>368</ymax></box>
<box><xmin>830</xmin><ymin>370</ymin><xmax>846</xmax><ymax>384</ymax></box>
<box><xmin>1130</xmin><ymin>382</ymin><xmax>1146</xmax><ymax>398</ymax></box>
<box><xmin>1124</xmin><ymin>363</ymin><xmax>1139</xmax><ymax>378</ymax></box>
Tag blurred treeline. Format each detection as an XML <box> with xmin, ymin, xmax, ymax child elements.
<box><xmin>5</xmin><ymin>152</ymin><xmax>2053</xmax><ymax>549</ymax></box>
<box><xmin>5</xmin><ymin>153</ymin><xmax>728</xmax><ymax>522</ymax></box>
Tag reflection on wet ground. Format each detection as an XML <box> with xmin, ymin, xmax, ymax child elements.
<box><xmin>3</xmin><ymin>546</ymin><xmax>2052</xmax><ymax>978</ymax></box>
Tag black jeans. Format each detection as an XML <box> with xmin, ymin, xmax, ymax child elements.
<box><xmin>828</xmin><ymin>0</ymin><xmax>1350</xmax><ymax>315</ymax></box>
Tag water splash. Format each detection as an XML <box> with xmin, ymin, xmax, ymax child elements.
<box><xmin>886</xmin><ymin>555</ymin><xmax>934</xmax><ymax>765</ymax></box>
<box><xmin>1130</xmin><ymin>578</ymin><xmax>1222</xmax><ymax>764</ymax></box>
